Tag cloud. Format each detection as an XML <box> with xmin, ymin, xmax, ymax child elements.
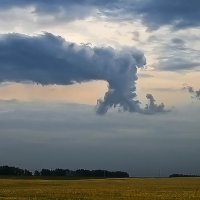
<box><xmin>128</xmin><ymin>0</ymin><xmax>200</xmax><ymax>30</ymax></box>
<box><xmin>151</xmin><ymin>36</ymin><xmax>200</xmax><ymax>71</ymax></box>
<box><xmin>0</xmin><ymin>0</ymin><xmax>114</xmax><ymax>26</ymax></box>
<box><xmin>0</xmin><ymin>32</ymin><xmax>145</xmax><ymax>84</ymax></box>
<box><xmin>184</xmin><ymin>86</ymin><xmax>200</xmax><ymax>100</ymax></box>
<box><xmin>157</xmin><ymin>58</ymin><xmax>200</xmax><ymax>71</ymax></box>
<box><xmin>0</xmin><ymin>0</ymin><xmax>200</xmax><ymax>30</ymax></box>
<box><xmin>143</xmin><ymin>94</ymin><xmax>167</xmax><ymax>114</ymax></box>
<box><xmin>171</xmin><ymin>38</ymin><xmax>185</xmax><ymax>46</ymax></box>
<box><xmin>0</xmin><ymin>32</ymin><xmax>157</xmax><ymax>115</ymax></box>
<box><xmin>0</xmin><ymin>32</ymin><xmax>168</xmax><ymax>114</ymax></box>
<box><xmin>132</xmin><ymin>31</ymin><xmax>140</xmax><ymax>42</ymax></box>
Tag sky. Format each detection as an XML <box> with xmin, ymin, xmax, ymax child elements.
<box><xmin>0</xmin><ymin>0</ymin><xmax>200</xmax><ymax>176</ymax></box>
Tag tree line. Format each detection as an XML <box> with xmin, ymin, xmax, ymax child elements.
<box><xmin>0</xmin><ymin>166</ymin><xmax>32</xmax><ymax>176</ymax></box>
<box><xmin>0</xmin><ymin>166</ymin><xmax>129</xmax><ymax>178</ymax></box>
<box><xmin>169</xmin><ymin>174</ymin><xmax>200</xmax><ymax>178</ymax></box>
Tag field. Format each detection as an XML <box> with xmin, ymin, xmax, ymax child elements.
<box><xmin>0</xmin><ymin>178</ymin><xmax>200</xmax><ymax>199</ymax></box>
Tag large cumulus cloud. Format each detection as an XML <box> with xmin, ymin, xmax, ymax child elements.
<box><xmin>0</xmin><ymin>32</ymin><xmax>166</xmax><ymax>114</ymax></box>
<box><xmin>0</xmin><ymin>32</ymin><xmax>145</xmax><ymax>85</ymax></box>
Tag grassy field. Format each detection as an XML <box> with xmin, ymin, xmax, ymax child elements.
<box><xmin>0</xmin><ymin>178</ymin><xmax>200</xmax><ymax>199</ymax></box>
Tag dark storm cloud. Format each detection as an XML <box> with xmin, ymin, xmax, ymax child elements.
<box><xmin>0</xmin><ymin>0</ymin><xmax>200</xmax><ymax>30</ymax></box>
<box><xmin>0</xmin><ymin>0</ymin><xmax>121</xmax><ymax>23</ymax></box>
<box><xmin>127</xmin><ymin>0</ymin><xmax>200</xmax><ymax>30</ymax></box>
<box><xmin>0</xmin><ymin>32</ymin><xmax>167</xmax><ymax>114</ymax></box>
<box><xmin>0</xmin><ymin>32</ymin><xmax>164</xmax><ymax>114</ymax></box>
<box><xmin>0</xmin><ymin>32</ymin><xmax>145</xmax><ymax>84</ymax></box>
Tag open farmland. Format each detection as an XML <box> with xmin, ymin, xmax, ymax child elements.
<box><xmin>0</xmin><ymin>178</ymin><xmax>200</xmax><ymax>199</ymax></box>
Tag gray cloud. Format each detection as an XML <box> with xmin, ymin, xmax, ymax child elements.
<box><xmin>128</xmin><ymin>0</ymin><xmax>200</xmax><ymax>30</ymax></box>
<box><xmin>132</xmin><ymin>31</ymin><xmax>140</xmax><ymax>42</ymax></box>
<box><xmin>157</xmin><ymin>58</ymin><xmax>200</xmax><ymax>71</ymax></box>
<box><xmin>171</xmin><ymin>38</ymin><xmax>185</xmax><ymax>46</ymax></box>
<box><xmin>0</xmin><ymin>0</ymin><xmax>200</xmax><ymax>30</ymax></box>
<box><xmin>0</xmin><ymin>32</ymin><xmax>168</xmax><ymax>114</ymax></box>
<box><xmin>151</xmin><ymin>36</ymin><xmax>200</xmax><ymax>71</ymax></box>
<box><xmin>184</xmin><ymin>86</ymin><xmax>200</xmax><ymax>100</ymax></box>
<box><xmin>143</xmin><ymin>94</ymin><xmax>166</xmax><ymax>114</ymax></box>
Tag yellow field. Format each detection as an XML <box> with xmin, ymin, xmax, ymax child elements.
<box><xmin>0</xmin><ymin>178</ymin><xmax>200</xmax><ymax>199</ymax></box>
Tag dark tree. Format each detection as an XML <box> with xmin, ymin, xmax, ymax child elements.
<box><xmin>34</xmin><ymin>170</ymin><xmax>40</xmax><ymax>176</ymax></box>
<box><xmin>40</xmin><ymin>169</ymin><xmax>51</xmax><ymax>176</ymax></box>
<box><xmin>0</xmin><ymin>166</ymin><xmax>32</xmax><ymax>176</ymax></box>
